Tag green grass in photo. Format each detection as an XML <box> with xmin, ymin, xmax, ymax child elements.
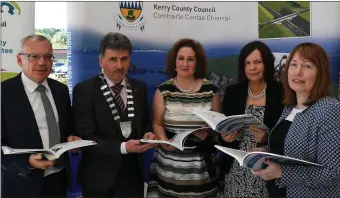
<box><xmin>207</xmin><ymin>56</ymin><xmax>238</xmax><ymax>79</ymax></box>
<box><xmin>259</xmin><ymin>23</ymin><xmax>295</xmax><ymax>39</ymax></box>
<box><xmin>299</xmin><ymin>11</ymin><xmax>310</xmax><ymax>22</ymax></box>
<box><xmin>263</xmin><ymin>2</ymin><xmax>294</xmax><ymax>13</ymax></box>
<box><xmin>297</xmin><ymin>1</ymin><xmax>310</xmax><ymax>8</ymax></box>
<box><xmin>1</xmin><ymin>72</ymin><xmax>18</xmax><ymax>82</ymax></box>
<box><xmin>263</xmin><ymin>1</ymin><xmax>309</xmax><ymax>15</ymax></box>
<box><xmin>295</xmin><ymin>1</ymin><xmax>310</xmax><ymax>21</ymax></box>
<box><xmin>259</xmin><ymin>3</ymin><xmax>274</xmax><ymax>24</ymax></box>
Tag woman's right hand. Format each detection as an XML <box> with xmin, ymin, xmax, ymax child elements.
<box><xmin>221</xmin><ymin>131</ymin><xmax>239</xmax><ymax>142</ymax></box>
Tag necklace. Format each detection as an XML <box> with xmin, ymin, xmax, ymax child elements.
<box><xmin>174</xmin><ymin>77</ymin><xmax>196</xmax><ymax>93</ymax></box>
<box><xmin>98</xmin><ymin>72</ymin><xmax>135</xmax><ymax>123</ymax></box>
<box><xmin>98</xmin><ymin>72</ymin><xmax>135</xmax><ymax>138</ymax></box>
<box><xmin>248</xmin><ymin>83</ymin><xmax>267</xmax><ymax>100</ymax></box>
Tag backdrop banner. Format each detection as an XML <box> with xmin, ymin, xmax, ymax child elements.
<box><xmin>66</xmin><ymin>1</ymin><xmax>340</xmax><ymax>197</ymax></box>
<box><xmin>1</xmin><ymin>1</ymin><xmax>35</xmax><ymax>81</ymax></box>
<box><xmin>66</xmin><ymin>1</ymin><xmax>340</xmax><ymax>101</ymax></box>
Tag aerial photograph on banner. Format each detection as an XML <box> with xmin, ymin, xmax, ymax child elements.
<box><xmin>258</xmin><ymin>1</ymin><xmax>311</xmax><ymax>39</ymax></box>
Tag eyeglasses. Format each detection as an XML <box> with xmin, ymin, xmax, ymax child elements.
<box><xmin>19</xmin><ymin>53</ymin><xmax>55</xmax><ymax>62</ymax></box>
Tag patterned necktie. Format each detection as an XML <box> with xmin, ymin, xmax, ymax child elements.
<box><xmin>36</xmin><ymin>85</ymin><xmax>60</xmax><ymax>148</ymax></box>
<box><xmin>111</xmin><ymin>84</ymin><xmax>125</xmax><ymax>113</ymax></box>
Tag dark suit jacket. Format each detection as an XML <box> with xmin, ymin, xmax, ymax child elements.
<box><xmin>1</xmin><ymin>74</ymin><xmax>73</xmax><ymax>197</ymax></box>
<box><xmin>72</xmin><ymin>76</ymin><xmax>151</xmax><ymax>192</ymax></box>
<box><xmin>219</xmin><ymin>80</ymin><xmax>284</xmax><ymax>174</ymax></box>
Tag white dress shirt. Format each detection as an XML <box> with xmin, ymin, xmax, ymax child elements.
<box><xmin>104</xmin><ymin>74</ymin><xmax>128</xmax><ymax>154</ymax></box>
<box><xmin>21</xmin><ymin>73</ymin><xmax>62</xmax><ymax>176</ymax></box>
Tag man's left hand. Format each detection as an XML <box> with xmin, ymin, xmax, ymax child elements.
<box><xmin>142</xmin><ymin>132</ymin><xmax>158</xmax><ymax>149</ymax></box>
<box><xmin>67</xmin><ymin>135</ymin><xmax>82</xmax><ymax>153</ymax></box>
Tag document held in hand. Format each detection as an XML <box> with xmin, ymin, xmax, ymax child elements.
<box><xmin>190</xmin><ymin>109</ymin><xmax>269</xmax><ymax>135</ymax></box>
<box><xmin>140</xmin><ymin>127</ymin><xmax>210</xmax><ymax>151</ymax></box>
<box><xmin>2</xmin><ymin>140</ymin><xmax>97</xmax><ymax>160</ymax></box>
<box><xmin>215</xmin><ymin>145</ymin><xmax>322</xmax><ymax>170</ymax></box>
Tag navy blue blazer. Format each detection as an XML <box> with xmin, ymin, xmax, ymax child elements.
<box><xmin>271</xmin><ymin>97</ymin><xmax>340</xmax><ymax>197</ymax></box>
<box><xmin>1</xmin><ymin>74</ymin><xmax>73</xmax><ymax>197</ymax></box>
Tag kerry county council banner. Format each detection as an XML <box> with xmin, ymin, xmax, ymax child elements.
<box><xmin>1</xmin><ymin>1</ymin><xmax>35</xmax><ymax>81</ymax></box>
<box><xmin>66</xmin><ymin>1</ymin><xmax>340</xmax><ymax>101</ymax></box>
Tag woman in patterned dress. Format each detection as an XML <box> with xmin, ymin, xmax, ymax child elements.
<box><xmin>147</xmin><ymin>38</ymin><xmax>222</xmax><ymax>197</ymax></box>
<box><xmin>251</xmin><ymin>43</ymin><xmax>340</xmax><ymax>198</ymax></box>
<box><xmin>218</xmin><ymin>41</ymin><xmax>284</xmax><ymax>197</ymax></box>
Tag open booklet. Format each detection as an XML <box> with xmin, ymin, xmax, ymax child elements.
<box><xmin>140</xmin><ymin>127</ymin><xmax>210</xmax><ymax>151</ymax></box>
<box><xmin>2</xmin><ymin>140</ymin><xmax>97</xmax><ymax>160</ymax></box>
<box><xmin>190</xmin><ymin>109</ymin><xmax>269</xmax><ymax>135</ymax></box>
<box><xmin>215</xmin><ymin>145</ymin><xmax>322</xmax><ymax>170</ymax></box>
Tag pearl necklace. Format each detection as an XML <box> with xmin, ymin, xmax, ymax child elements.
<box><xmin>174</xmin><ymin>77</ymin><xmax>196</xmax><ymax>93</ymax></box>
<box><xmin>248</xmin><ymin>83</ymin><xmax>267</xmax><ymax>100</ymax></box>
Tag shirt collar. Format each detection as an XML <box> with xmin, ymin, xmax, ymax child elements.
<box><xmin>103</xmin><ymin>74</ymin><xmax>126</xmax><ymax>88</ymax></box>
<box><xmin>21</xmin><ymin>72</ymin><xmax>50</xmax><ymax>94</ymax></box>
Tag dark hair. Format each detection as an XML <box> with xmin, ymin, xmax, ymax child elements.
<box><xmin>238</xmin><ymin>41</ymin><xmax>275</xmax><ymax>83</ymax></box>
<box><xmin>99</xmin><ymin>32</ymin><xmax>132</xmax><ymax>57</ymax></box>
<box><xmin>165</xmin><ymin>38</ymin><xmax>207</xmax><ymax>78</ymax></box>
<box><xmin>282</xmin><ymin>42</ymin><xmax>332</xmax><ymax>106</ymax></box>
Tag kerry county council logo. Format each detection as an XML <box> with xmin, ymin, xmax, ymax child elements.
<box><xmin>1</xmin><ymin>1</ymin><xmax>21</xmax><ymax>16</ymax></box>
<box><xmin>116</xmin><ymin>1</ymin><xmax>147</xmax><ymax>31</ymax></box>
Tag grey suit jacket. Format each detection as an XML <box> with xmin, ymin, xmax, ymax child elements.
<box><xmin>269</xmin><ymin>96</ymin><xmax>340</xmax><ymax>197</ymax></box>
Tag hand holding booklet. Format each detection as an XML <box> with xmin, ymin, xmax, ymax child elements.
<box><xmin>215</xmin><ymin>145</ymin><xmax>322</xmax><ymax>170</ymax></box>
<box><xmin>2</xmin><ymin>140</ymin><xmax>97</xmax><ymax>160</ymax></box>
<box><xmin>190</xmin><ymin>109</ymin><xmax>269</xmax><ymax>135</ymax></box>
<box><xmin>140</xmin><ymin>127</ymin><xmax>210</xmax><ymax>151</ymax></box>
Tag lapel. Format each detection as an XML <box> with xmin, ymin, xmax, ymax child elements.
<box><xmin>13</xmin><ymin>74</ymin><xmax>44</xmax><ymax>148</ymax></box>
<box><xmin>270</xmin><ymin>106</ymin><xmax>292</xmax><ymax>134</ymax></box>
<box><xmin>95</xmin><ymin>77</ymin><xmax>121</xmax><ymax>131</ymax></box>
<box><xmin>47</xmin><ymin>79</ymin><xmax>65</xmax><ymax>141</ymax></box>
<box><xmin>263</xmin><ymin>81</ymin><xmax>286</xmax><ymax>130</ymax></box>
<box><xmin>236</xmin><ymin>81</ymin><xmax>248</xmax><ymax>114</ymax></box>
<box><xmin>263</xmin><ymin>81</ymin><xmax>276</xmax><ymax>126</ymax></box>
<box><xmin>127</xmin><ymin>77</ymin><xmax>142</xmax><ymax>137</ymax></box>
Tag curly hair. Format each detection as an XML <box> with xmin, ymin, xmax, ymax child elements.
<box><xmin>165</xmin><ymin>38</ymin><xmax>207</xmax><ymax>78</ymax></box>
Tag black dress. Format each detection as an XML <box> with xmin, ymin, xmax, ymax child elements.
<box><xmin>267</xmin><ymin>120</ymin><xmax>291</xmax><ymax>198</ymax></box>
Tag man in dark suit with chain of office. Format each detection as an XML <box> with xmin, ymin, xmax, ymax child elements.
<box><xmin>72</xmin><ymin>32</ymin><xmax>156</xmax><ymax>197</ymax></box>
<box><xmin>1</xmin><ymin>35</ymin><xmax>81</xmax><ymax>197</ymax></box>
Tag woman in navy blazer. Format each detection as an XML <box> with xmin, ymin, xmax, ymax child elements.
<box><xmin>218</xmin><ymin>41</ymin><xmax>284</xmax><ymax>197</ymax></box>
<box><xmin>252</xmin><ymin>43</ymin><xmax>340</xmax><ymax>198</ymax></box>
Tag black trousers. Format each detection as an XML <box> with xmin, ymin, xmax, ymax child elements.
<box><xmin>1</xmin><ymin>168</ymin><xmax>67</xmax><ymax>198</ymax></box>
<box><xmin>40</xmin><ymin>169</ymin><xmax>68</xmax><ymax>198</ymax></box>
<box><xmin>82</xmin><ymin>155</ymin><xmax>144</xmax><ymax>198</ymax></box>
